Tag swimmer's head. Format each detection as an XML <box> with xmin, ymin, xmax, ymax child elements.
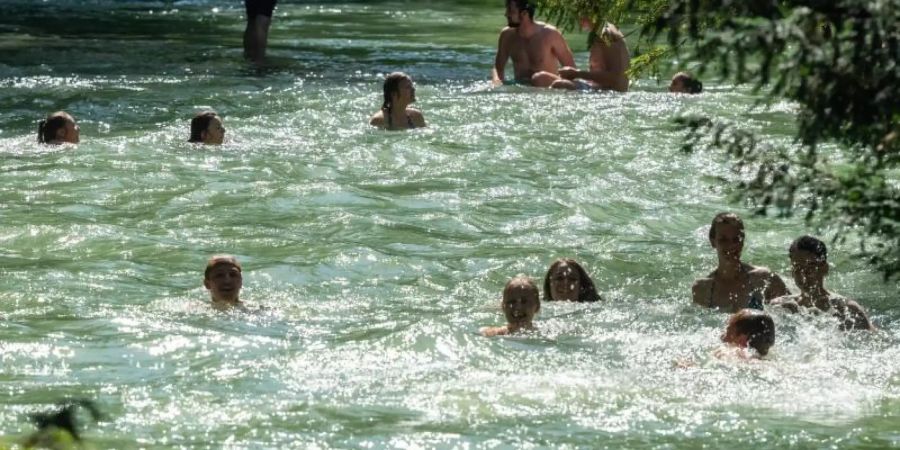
<box><xmin>505</xmin><ymin>0</ymin><xmax>535</xmax><ymax>27</ymax></box>
<box><xmin>709</xmin><ymin>212</ymin><xmax>745</xmax><ymax>261</ymax></box>
<box><xmin>723</xmin><ymin>309</ymin><xmax>775</xmax><ymax>356</ymax></box>
<box><xmin>38</xmin><ymin>111</ymin><xmax>79</xmax><ymax>145</ymax></box>
<box><xmin>669</xmin><ymin>72</ymin><xmax>703</xmax><ymax>94</ymax></box>
<box><xmin>789</xmin><ymin>235</ymin><xmax>829</xmax><ymax>292</ymax></box>
<box><xmin>189</xmin><ymin>111</ymin><xmax>225</xmax><ymax>145</ymax></box>
<box><xmin>382</xmin><ymin>72</ymin><xmax>416</xmax><ymax>111</ymax></box>
<box><xmin>203</xmin><ymin>255</ymin><xmax>242</xmax><ymax>304</ymax></box>
<box><xmin>543</xmin><ymin>258</ymin><xmax>600</xmax><ymax>302</ymax></box>
<box><xmin>502</xmin><ymin>276</ymin><xmax>540</xmax><ymax>326</ymax></box>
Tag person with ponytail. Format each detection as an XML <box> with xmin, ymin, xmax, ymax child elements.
<box><xmin>369</xmin><ymin>72</ymin><xmax>426</xmax><ymax>130</ymax></box>
<box><xmin>37</xmin><ymin>111</ymin><xmax>80</xmax><ymax>145</ymax></box>
<box><xmin>188</xmin><ymin>110</ymin><xmax>226</xmax><ymax>145</ymax></box>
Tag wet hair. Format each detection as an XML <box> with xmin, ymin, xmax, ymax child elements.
<box><xmin>709</xmin><ymin>212</ymin><xmax>744</xmax><ymax>241</ymax></box>
<box><xmin>37</xmin><ymin>111</ymin><xmax>74</xmax><ymax>144</ymax></box>
<box><xmin>506</xmin><ymin>0</ymin><xmax>535</xmax><ymax>18</ymax></box>
<box><xmin>204</xmin><ymin>255</ymin><xmax>242</xmax><ymax>279</ymax></box>
<box><xmin>503</xmin><ymin>276</ymin><xmax>540</xmax><ymax>311</ymax></box>
<box><xmin>790</xmin><ymin>235</ymin><xmax>827</xmax><ymax>261</ymax></box>
<box><xmin>189</xmin><ymin>111</ymin><xmax>220</xmax><ymax>143</ymax></box>
<box><xmin>725</xmin><ymin>309</ymin><xmax>776</xmax><ymax>356</ymax></box>
<box><xmin>381</xmin><ymin>72</ymin><xmax>411</xmax><ymax>129</ymax></box>
<box><xmin>28</xmin><ymin>399</ymin><xmax>102</xmax><ymax>442</ymax></box>
<box><xmin>672</xmin><ymin>72</ymin><xmax>703</xmax><ymax>94</ymax></box>
<box><xmin>542</xmin><ymin>258</ymin><xmax>600</xmax><ymax>302</ymax></box>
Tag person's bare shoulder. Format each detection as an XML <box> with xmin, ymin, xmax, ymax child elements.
<box><xmin>406</xmin><ymin>108</ymin><xmax>426</xmax><ymax>127</ymax></box>
<box><xmin>481</xmin><ymin>325</ymin><xmax>510</xmax><ymax>337</ymax></box>
<box><xmin>498</xmin><ymin>26</ymin><xmax>516</xmax><ymax>41</ymax></box>
<box><xmin>369</xmin><ymin>111</ymin><xmax>385</xmax><ymax>128</ymax></box>
<box><xmin>836</xmin><ymin>296</ymin><xmax>875</xmax><ymax>331</ymax></box>
<box><xmin>770</xmin><ymin>294</ymin><xmax>801</xmax><ymax>313</ymax></box>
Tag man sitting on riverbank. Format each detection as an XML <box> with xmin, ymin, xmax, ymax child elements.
<box><xmin>551</xmin><ymin>21</ymin><xmax>630</xmax><ymax>92</ymax></box>
<box><xmin>204</xmin><ymin>255</ymin><xmax>244</xmax><ymax>309</ymax></box>
<box><xmin>771</xmin><ymin>236</ymin><xmax>874</xmax><ymax>331</ymax></box>
<box><xmin>491</xmin><ymin>0</ymin><xmax>575</xmax><ymax>87</ymax></box>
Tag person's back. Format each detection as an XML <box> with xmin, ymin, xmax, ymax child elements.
<box><xmin>588</xmin><ymin>24</ymin><xmax>629</xmax><ymax>91</ymax></box>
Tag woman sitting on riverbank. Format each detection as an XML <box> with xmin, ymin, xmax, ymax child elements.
<box><xmin>38</xmin><ymin>111</ymin><xmax>80</xmax><ymax>145</ymax></box>
<box><xmin>691</xmin><ymin>212</ymin><xmax>789</xmax><ymax>312</ymax></box>
<box><xmin>543</xmin><ymin>258</ymin><xmax>601</xmax><ymax>302</ymax></box>
<box><xmin>369</xmin><ymin>72</ymin><xmax>426</xmax><ymax>130</ymax></box>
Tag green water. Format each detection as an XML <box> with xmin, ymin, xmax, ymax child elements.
<box><xmin>1</xmin><ymin>1</ymin><xmax>898</xmax><ymax>448</ymax></box>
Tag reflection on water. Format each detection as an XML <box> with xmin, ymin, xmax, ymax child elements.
<box><xmin>1</xmin><ymin>0</ymin><xmax>898</xmax><ymax>448</ymax></box>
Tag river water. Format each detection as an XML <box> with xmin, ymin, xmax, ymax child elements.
<box><xmin>0</xmin><ymin>0</ymin><xmax>897</xmax><ymax>448</ymax></box>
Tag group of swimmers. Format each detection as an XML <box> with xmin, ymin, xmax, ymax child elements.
<box><xmin>199</xmin><ymin>212</ymin><xmax>873</xmax><ymax>362</ymax></box>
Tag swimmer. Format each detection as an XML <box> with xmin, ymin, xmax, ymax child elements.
<box><xmin>481</xmin><ymin>276</ymin><xmax>541</xmax><ymax>337</ymax></box>
<box><xmin>203</xmin><ymin>255</ymin><xmax>243</xmax><ymax>308</ymax></box>
<box><xmin>551</xmin><ymin>21</ymin><xmax>630</xmax><ymax>92</ymax></box>
<box><xmin>369</xmin><ymin>72</ymin><xmax>426</xmax><ymax>130</ymax></box>
<box><xmin>669</xmin><ymin>72</ymin><xmax>703</xmax><ymax>94</ymax></box>
<box><xmin>37</xmin><ymin>111</ymin><xmax>79</xmax><ymax>145</ymax></box>
<box><xmin>543</xmin><ymin>258</ymin><xmax>601</xmax><ymax>302</ymax></box>
<box><xmin>719</xmin><ymin>308</ymin><xmax>776</xmax><ymax>359</ymax></box>
<box><xmin>491</xmin><ymin>0</ymin><xmax>576</xmax><ymax>87</ymax></box>
<box><xmin>692</xmin><ymin>212</ymin><xmax>790</xmax><ymax>312</ymax></box>
<box><xmin>770</xmin><ymin>235</ymin><xmax>874</xmax><ymax>331</ymax></box>
<box><xmin>243</xmin><ymin>0</ymin><xmax>277</xmax><ymax>64</ymax></box>
<box><xmin>188</xmin><ymin>111</ymin><xmax>225</xmax><ymax>145</ymax></box>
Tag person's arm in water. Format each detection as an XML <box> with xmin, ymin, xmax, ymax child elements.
<box><xmin>763</xmin><ymin>271</ymin><xmax>790</xmax><ymax>302</ymax></box>
<box><xmin>369</xmin><ymin>111</ymin><xmax>386</xmax><ymax>128</ymax></box>
<box><xmin>492</xmin><ymin>29</ymin><xmax>512</xmax><ymax>86</ymax></box>
<box><xmin>481</xmin><ymin>325</ymin><xmax>510</xmax><ymax>337</ymax></box>
<box><xmin>769</xmin><ymin>296</ymin><xmax>801</xmax><ymax>313</ymax></box>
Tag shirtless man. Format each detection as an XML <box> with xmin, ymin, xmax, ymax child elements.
<box><xmin>481</xmin><ymin>276</ymin><xmax>541</xmax><ymax>337</ymax></box>
<box><xmin>770</xmin><ymin>236</ymin><xmax>874</xmax><ymax>331</ymax></box>
<box><xmin>491</xmin><ymin>0</ymin><xmax>575</xmax><ymax>87</ymax></box>
<box><xmin>551</xmin><ymin>21</ymin><xmax>630</xmax><ymax>92</ymax></box>
<box><xmin>691</xmin><ymin>213</ymin><xmax>790</xmax><ymax>312</ymax></box>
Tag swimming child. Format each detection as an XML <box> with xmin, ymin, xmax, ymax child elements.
<box><xmin>369</xmin><ymin>72</ymin><xmax>426</xmax><ymax>130</ymax></box>
<box><xmin>669</xmin><ymin>72</ymin><xmax>703</xmax><ymax>94</ymax></box>
<box><xmin>204</xmin><ymin>255</ymin><xmax>243</xmax><ymax>308</ymax></box>
<box><xmin>38</xmin><ymin>111</ymin><xmax>80</xmax><ymax>145</ymax></box>
<box><xmin>719</xmin><ymin>308</ymin><xmax>776</xmax><ymax>359</ymax></box>
<box><xmin>543</xmin><ymin>258</ymin><xmax>601</xmax><ymax>302</ymax></box>
<box><xmin>692</xmin><ymin>212</ymin><xmax>790</xmax><ymax>312</ymax></box>
<box><xmin>189</xmin><ymin>111</ymin><xmax>226</xmax><ymax>145</ymax></box>
<box><xmin>770</xmin><ymin>235</ymin><xmax>874</xmax><ymax>331</ymax></box>
<box><xmin>481</xmin><ymin>276</ymin><xmax>541</xmax><ymax>337</ymax></box>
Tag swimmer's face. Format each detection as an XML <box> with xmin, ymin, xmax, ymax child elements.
<box><xmin>394</xmin><ymin>78</ymin><xmax>416</xmax><ymax>105</ymax></box>
<box><xmin>505</xmin><ymin>3</ymin><xmax>524</xmax><ymax>27</ymax></box>
<box><xmin>502</xmin><ymin>281</ymin><xmax>540</xmax><ymax>325</ymax></box>
<box><xmin>579</xmin><ymin>17</ymin><xmax>594</xmax><ymax>32</ymax></box>
<box><xmin>202</xmin><ymin>116</ymin><xmax>225</xmax><ymax>145</ymax></box>
<box><xmin>790</xmin><ymin>249</ymin><xmax>827</xmax><ymax>292</ymax></box>
<box><xmin>204</xmin><ymin>263</ymin><xmax>242</xmax><ymax>303</ymax></box>
<box><xmin>711</xmin><ymin>221</ymin><xmax>744</xmax><ymax>261</ymax></box>
<box><xmin>549</xmin><ymin>262</ymin><xmax>581</xmax><ymax>301</ymax></box>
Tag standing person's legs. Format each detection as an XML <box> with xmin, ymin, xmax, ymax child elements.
<box><xmin>243</xmin><ymin>0</ymin><xmax>277</xmax><ymax>63</ymax></box>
